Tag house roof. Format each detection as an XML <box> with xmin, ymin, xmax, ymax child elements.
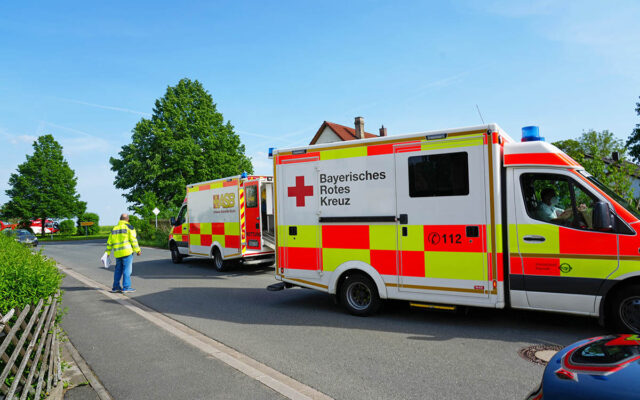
<box><xmin>309</xmin><ymin>121</ymin><xmax>378</xmax><ymax>145</ymax></box>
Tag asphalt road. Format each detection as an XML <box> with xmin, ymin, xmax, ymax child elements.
<box><xmin>42</xmin><ymin>240</ymin><xmax>606</xmax><ymax>400</ymax></box>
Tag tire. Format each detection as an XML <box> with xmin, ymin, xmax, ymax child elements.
<box><xmin>339</xmin><ymin>273</ymin><xmax>381</xmax><ymax>316</ymax></box>
<box><xmin>609</xmin><ymin>284</ymin><xmax>640</xmax><ymax>333</ymax></box>
<box><xmin>170</xmin><ymin>243</ymin><xmax>183</xmax><ymax>264</ymax></box>
<box><xmin>213</xmin><ymin>248</ymin><xmax>227</xmax><ymax>272</ymax></box>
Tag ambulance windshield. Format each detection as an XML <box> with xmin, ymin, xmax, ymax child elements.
<box><xmin>583</xmin><ymin>173</ymin><xmax>640</xmax><ymax>219</ymax></box>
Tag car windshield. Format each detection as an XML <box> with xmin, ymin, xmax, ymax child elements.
<box><xmin>579</xmin><ymin>171</ymin><xmax>640</xmax><ymax>220</ymax></box>
<box><xmin>571</xmin><ymin>337</ymin><xmax>640</xmax><ymax>365</ymax></box>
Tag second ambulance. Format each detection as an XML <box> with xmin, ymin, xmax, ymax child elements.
<box><xmin>169</xmin><ymin>174</ymin><xmax>275</xmax><ymax>270</ymax></box>
<box><xmin>270</xmin><ymin>123</ymin><xmax>640</xmax><ymax>333</ymax></box>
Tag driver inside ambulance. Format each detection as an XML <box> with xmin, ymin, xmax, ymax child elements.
<box><xmin>536</xmin><ymin>188</ymin><xmax>571</xmax><ymax>222</ymax></box>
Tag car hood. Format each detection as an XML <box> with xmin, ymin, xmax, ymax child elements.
<box><xmin>542</xmin><ymin>335</ymin><xmax>640</xmax><ymax>399</ymax></box>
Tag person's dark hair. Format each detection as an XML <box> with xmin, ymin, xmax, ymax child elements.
<box><xmin>119</xmin><ymin>213</ymin><xmax>129</xmax><ymax>221</ymax></box>
<box><xmin>541</xmin><ymin>188</ymin><xmax>556</xmax><ymax>202</ymax></box>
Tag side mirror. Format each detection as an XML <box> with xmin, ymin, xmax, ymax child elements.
<box><xmin>593</xmin><ymin>201</ymin><xmax>614</xmax><ymax>231</ymax></box>
<box><xmin>170</xmin><ymin>217</ymin><xmax>176</xmax><ymax>226</ymax></box>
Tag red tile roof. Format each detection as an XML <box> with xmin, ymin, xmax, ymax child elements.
<box><xmin>310</xmin><ymin>121</ymin><xmax>378</xmax><ymax>144</ymax></box>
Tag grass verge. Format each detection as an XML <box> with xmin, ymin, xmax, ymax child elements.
<box><xmin>39</xmin><ymin>234</ymin><xmax>109</xmax><ymax>242</ymax></box>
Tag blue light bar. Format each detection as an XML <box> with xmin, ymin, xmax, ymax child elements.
<box><xmin>268</xmin><ymin>147</ymin><xmax>274</xmax><ymax>159</ymax></box>
<box><xmin>521</xmin><ymin>126</ymin><xmax>544</xmax><ymax>142</ymax></box>
<box><xmin>241</xmin><ymin>171</ymin><xmax>248</xmax><ymax>178</ymax></box>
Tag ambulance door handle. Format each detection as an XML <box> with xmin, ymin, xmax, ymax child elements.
<box><xmin>523</xmin><ymin>235</ymin><xmax>546</xmax><ymax>243</ymax></box>
<box><xmin>402</xmin><ymin>227</ymin><xmax>408</xmax><ymax>237</ymax></box>
<box><xmin>398</xmin><ymin>214</ymin><xmax>408</xmax><ymax>225</ymax></box>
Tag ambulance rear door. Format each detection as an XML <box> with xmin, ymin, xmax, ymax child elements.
<box><xmin>277</xmin><ymin>155</ymin><xmax>322</xmax><ymax>280</ymax></box>
<box><xmin>394</xmin><ymin>134</ymin><xmax>491</xmax><ymax>301</ymax></box>
<box><xmin>244</xmin><ymin>180</ymin><xmax>262</xmax><ymax>250</ymax></box>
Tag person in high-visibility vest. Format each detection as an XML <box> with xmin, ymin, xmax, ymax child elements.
<box><xmin>105</xmin><ymin>213</ymin><xmax>141</xmax><ymax>293</ymax></box>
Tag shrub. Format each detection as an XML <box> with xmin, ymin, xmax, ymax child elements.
<box><xmin>0</xmin><ymin>233</ymin><xmax>62</xmax><ymax>314</ymax></box>
<box><xmin>76</xmin><ymin>212</ymin><xmax>100</xmax><ymax>235</ymax></box>
<box><xmin>129</xmin><ymin>216</ymin><xmax>169</xmax><ymax>249</ymax></box>
<box><xmin>59</xmin><ymin>219</ymin><xmax>76</xmax><ymax>235</ymax></box>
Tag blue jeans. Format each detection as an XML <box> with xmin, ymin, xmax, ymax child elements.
<box><xmin>112</xmin><ymin>254</ymin><xmax>133</xmax><ymax>291</ymax></box>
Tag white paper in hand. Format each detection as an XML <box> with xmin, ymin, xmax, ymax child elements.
<box><xmin>100</xmin><ymin>253</ymin><xmax>111</xmax><ymax>269</ymax></box>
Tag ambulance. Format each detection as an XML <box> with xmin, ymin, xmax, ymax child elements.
<box><xmin>269</xmin><ymin>123</ymin><xmax>640</xmax><ymax>333</ymax></box>
<box><xmin>168</xmin><ymin>174</ymin><xmax>275</xmax><ymax>271</ymax></box>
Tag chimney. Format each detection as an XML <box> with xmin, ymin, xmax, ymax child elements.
<box><xmin>354</xmin><ymin>116</ymin><xmax>364</xmax><ymax>139</ymax></box>
<box><xmin>379</xmin><ymin>125</ymin><xmax>387</xmax><ymax>137</ymax></box>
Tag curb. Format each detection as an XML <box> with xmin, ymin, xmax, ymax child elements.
<box><xmin>62</xmin><ymin>336</ymin><xmax>113</xmax><ymax>400</ymax></box>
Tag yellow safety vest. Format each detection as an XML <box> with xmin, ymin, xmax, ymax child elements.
<box><xmin>105</xmin><ymin>221</ymin><xmax>140</xmax><ymax>258</ymax></box>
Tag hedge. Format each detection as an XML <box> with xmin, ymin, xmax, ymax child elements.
<box><xmin>59</xmin><ymin>219</ymin><xmax>76</xmax><ymax>235</ymax></box>
<box><xmin>77</xmin><ymin>212</ymin><xmax>100</xmax><ymax>235</ymax></box>
<box><xmin>0</xmin><ymin>233</ymin><xmax>63</xmax><ymax>314</ymax></box>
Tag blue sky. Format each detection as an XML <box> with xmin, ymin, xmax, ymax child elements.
<box><xmin>1</xmin><ymin>0</ymin><xmax>639</xmax><ymax>223</ymax></box>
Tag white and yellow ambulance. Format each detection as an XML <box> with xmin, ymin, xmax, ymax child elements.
<box><xmin>169</xmin><ymin>174</ymin><xmax>275</xmax><ymax>270</ymax></box>
<box><xmin>269</xmin><ymin>124</ymin><xmax>640</xmax><ymax>332</ymax></box>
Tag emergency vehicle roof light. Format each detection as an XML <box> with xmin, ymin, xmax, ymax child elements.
<box><xmin>521</xmin><ymin>126</ymin><xmax>544</xmax><ymax>142</ymax></box>
<box><xmin>241</xmin><ymin>171</ymin><xmax>248</xmax><ymax>178</ymax></box>
<box><xmin>268</xmin><ymin>147</ymin><xmax>274</xmax><ymax>159</ymax></box>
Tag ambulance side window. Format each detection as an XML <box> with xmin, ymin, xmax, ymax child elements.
<box><xmin>246</xmin><ymin>185</ymin><xmax>258</xmax><ymax>208</ymax></box>
<box><xmin>177</xmin><ymin>205</ymin><xmax>187</xmax><ymax>225</ymax></box>
<box><xmin>408</xmin><ymin>152</ymin><xmax>469</xmax><ymax>197</ymax></box>
<box><xmin>520</xmin><ymin>173</ymin><xmax>598</xmax><ymax>230</ymax></box>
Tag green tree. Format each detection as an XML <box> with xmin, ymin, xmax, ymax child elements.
<box><xmin>59</xmin><ymin>219</ymin><xmax>76</xmax><ymax>235</ymax></box>
<box><xmin>554</xmin><ymin>130</ymin><xmax>636</xmax><ymax>203</ymax></box>
<box><xmin>4</xmin><ymin>135</ymin><xmax>86</xmax><ymax>237</ymax></box>
<box><xmin>131</xmin><ymin>191</ymin><xmax>180</xmax><ymax>220</ymax></box>
<box><xmin>110</xmin><ymin>78</ymin><xmax>253</xmax><ymax>212</ymax></box>
<box><xmin>76</xmin><ymin>212</ymin><xmax>100</xmax><ymax>235</ymax></box>
<box><xmin>626</xmin><ymin>96</ymin><xmax>640</xmax><ymax>162</ymax></box>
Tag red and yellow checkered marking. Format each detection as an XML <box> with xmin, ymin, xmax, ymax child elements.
<box><xmin>182</xmin><ymin>222</ymin><xmax>240</xmax><ymax>249</ymax></box>
<box><xmin>277</xmin><ymin>224</ymin><xmax>494</xmax><ymax>282</ymax></box>
<box><xmin>187</xmin><ymin>179</ymin><xmax>238</xmax><ymax>193</ymax></box>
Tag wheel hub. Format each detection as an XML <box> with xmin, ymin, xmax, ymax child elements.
<box><xmin>620</xmin><ymin>297</ymin><xmax>640</xmax><ymax>332</ymax></box>
<box><xmin>347</xmin><ymin>282</ymin><xmax>371</xmax><ymax>310</ymax></box>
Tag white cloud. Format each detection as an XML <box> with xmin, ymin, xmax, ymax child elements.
<box><xmin>54</xmin><ymin>97</ymin><xmax>151</xmax><ymax>117</ymax></box>
<box><xmin>250</xmin><ymin>151</ymin><xmax>273</xmax><ymax>176</ymax></box>
<box><xmin>11</xmin><ymin>135</ymin><xmax>37</xmax><ymax>145</ymax></box>
<box><xmin>478</xmin><ymin>0</ymin><xmax>640</xmax><ymax>79</ymax></box>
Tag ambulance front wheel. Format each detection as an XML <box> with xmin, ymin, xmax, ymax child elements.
<box><xmin>170</xmin><ymin>243</ymin><xmax>183</xmax><ymax>264</ymax></box>
<box><xmin>610</xmin><ymin>284</ymin><xmax>640</xmax><ymax>333</ymax></box>
<box><xmin>340</xmin><ymin>273</ymin><xmax>381</xmax><ymax>316</ymax></box>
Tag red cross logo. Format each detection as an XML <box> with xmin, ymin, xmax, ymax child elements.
<box><xmin>288</xmin><ymin>176</ymin><xmax>313</xmax><ymax>207</ymax></box>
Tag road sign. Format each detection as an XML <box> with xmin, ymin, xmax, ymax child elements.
<box><xmin>80</xmin><ymin>222</ymin><xmax>94</xmax><ymax>226</ymax></box>
<box><xmin>153</xmin><ymin>207</ymin><xmax>160</xmax><ymax>229</ymax></box>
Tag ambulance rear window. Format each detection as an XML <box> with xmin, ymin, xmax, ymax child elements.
<box><xmin>246</xmin><ymin>185</ymin><xmax>258</xmax><ymax>208</ymax></box>
<box><xmin>408</xmin><ymin>152</ymin><xmax>469</xmax><ymax>197</ymax></box>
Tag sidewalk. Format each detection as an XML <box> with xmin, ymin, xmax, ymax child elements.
<box><xmin>58</xmin><ymin>273</ymin><xmax>283</xmax><ymax>400</ymax></box>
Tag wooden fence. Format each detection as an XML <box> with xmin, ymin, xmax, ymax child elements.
<box><xmin>0</xmin><ymin>294</ymin><xmax>61</xmax><ymax>400</ymax></box>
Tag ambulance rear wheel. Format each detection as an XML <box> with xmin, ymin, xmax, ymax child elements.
<box><xmin>340</xmin><ymin>273</ymin><xmax>381</xmax><ymax>316</ymax></box>
<box><xmin>213</xmin><ymin>248</ymin><xmax>227</xmax><ymax>272</ymax></box>
<box><xmin>610</xmin><ymin>284</ymin><xmax>640</xmax><ymax>333</ymax></box>
<box><xmin>170</xmin><ymin>243</ymin><xmax>183</xmax><ymax>264</ymax></box>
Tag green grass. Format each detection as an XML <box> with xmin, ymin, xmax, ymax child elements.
<box><xmin>138</xmin><ymin>236</ymin><xmax>169</xmax><ymax>249</ymax></box>
<box><xmin>39</xmin><ymin>234</ymin><xmax>109</xmax><ymax>242</ymax></box>
<box><xmin>99</xmin><ymin>225</ymin><xmax>113</xmax><ymax>234</ymax></box>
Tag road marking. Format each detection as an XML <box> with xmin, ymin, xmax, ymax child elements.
<box><xmin>58</xmin><ymin>265</ymin><xmax>333</xmax><ymax>400</ymax></box>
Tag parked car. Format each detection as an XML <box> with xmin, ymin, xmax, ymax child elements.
<box><xmin>0</xmin><ymin>220</ymin><xmax>17</xmax><ymax>231</ymax></box>
<box><xmin>528</xmin><ymin>334</ymin><xmax>640</xmax><ymax>399</ymax></box>
<box><xmin>3</xmin><ymin>229</ymin><xmax>38</xmax><ymax>247</ymax></box>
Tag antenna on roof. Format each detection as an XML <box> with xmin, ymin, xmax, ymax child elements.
<box><xmin>475</xmin><ymin>104</ymin><xmax>485</xmax><ymax>125</ymax></box>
